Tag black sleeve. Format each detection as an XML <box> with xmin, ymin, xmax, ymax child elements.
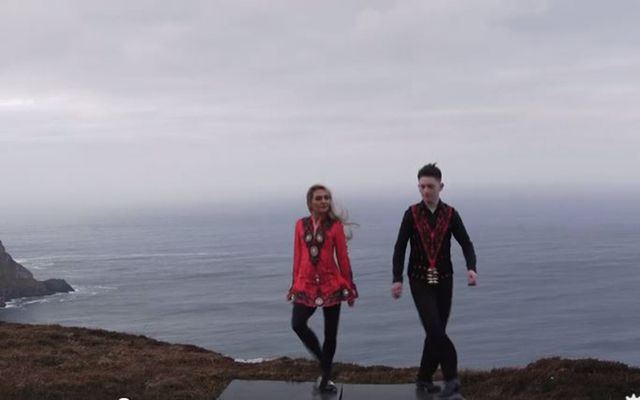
<box><xmin>392</xmin><ymin>209</ymin><xmax>413</xmax><ymax>283</ymax></box>
<box><xmin>451</xmin><ymin>209</ymin><xmax>477</xmax><ymax>272</ymax></box>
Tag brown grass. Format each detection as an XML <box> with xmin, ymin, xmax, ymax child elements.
<box><xmin>0</xmin><ymin>322</ymin><xmax>638</xmax><ymax>399</ymax></box>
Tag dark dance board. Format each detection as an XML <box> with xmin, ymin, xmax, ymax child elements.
<box><xmin>218</xmin><ymin>380</ymin><xmax>464</xmax><ymax>400</ymax></box>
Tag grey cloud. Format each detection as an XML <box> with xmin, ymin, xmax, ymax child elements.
<box><xmin>1</xmin><ymin>1</ymin><xmax>639</xmax><ymax>211</ymax></box>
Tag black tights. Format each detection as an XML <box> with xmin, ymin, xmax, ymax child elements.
<box><xmin>291</xmin><ymin>303</ymin><xmax>341</xmax><ymax>380</ymax></box>
<box><xmin>410</xmin><ymin>277</ymin><xmax>458</xmax><ymax>381</ymax></box>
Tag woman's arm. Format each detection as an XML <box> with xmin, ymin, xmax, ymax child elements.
<box><xmin>288</xmin><ymin>220</ymin><xmax>302</xmax><ymax>298</ymax></box>
<box><xmin>334</xmin><ymin>222</ymin><xmax>357</xmax><ymax>299</ymax></box>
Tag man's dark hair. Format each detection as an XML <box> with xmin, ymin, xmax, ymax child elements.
<box><xmin>417</xmin><ymin>163</ymin><xmax>442</xmax><ymax>181</ymax></box>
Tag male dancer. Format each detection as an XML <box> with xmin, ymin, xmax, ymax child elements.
<box><xmin>391</xmin><ymin>163</ymin><xmax>477</xmax><ymax>399</ymax></box>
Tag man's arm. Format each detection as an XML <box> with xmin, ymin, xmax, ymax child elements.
<box><xmin>451</xmin><ymin>209</ymin><xmax>477</xmax><ymax>272</ymax></box>
<box><xmin>392</xmin><ymin>209</ymin><xmax>413</xmax><ymax>283</ymax></box>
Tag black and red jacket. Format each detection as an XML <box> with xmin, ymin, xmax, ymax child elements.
<box><xmin>393</xmin><ymin>200</ymin><xmax>477</xmax><ymax>283</ymax></box>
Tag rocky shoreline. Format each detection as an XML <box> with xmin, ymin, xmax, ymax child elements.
<box><xmin>0</xmin><ymin>322</ymin><xmax>638</xmax><ymax>399</ymax></box>
<box><xmin>0</xmin><ymin>241</ymin><xmax>74</xmax><ymax>307</ymax></box>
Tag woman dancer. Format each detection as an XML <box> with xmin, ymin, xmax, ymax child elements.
<box><xmin>288</xmin><ymin>184</ymin><xmax>358</xmax><ymax>393</ymax></box>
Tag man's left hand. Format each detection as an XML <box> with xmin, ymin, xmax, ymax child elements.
<box><xmin>467</xmin><ymin>270</ymin><xmax>478</xmax><ymax>286</ymax></box>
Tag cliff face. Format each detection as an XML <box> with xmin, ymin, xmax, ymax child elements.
<box><xmin>0</xmin><ymin>240</ymin><xmax>74</xmax><ymax>307</ymax></box>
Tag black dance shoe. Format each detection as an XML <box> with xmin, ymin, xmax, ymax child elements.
<box><xmin>315</xmin><ymin>376</ymin><xmax>338</xmax><ymax>393</ymax></box>
<box><xmin>439</xmin><ymin>378</ymin><xmax>461</xmax><ymax>398</ymax></box>
<box><xmin>416</xmin><ymin>379</ymin><xmax>441</xmax><ymax>394</ymax></box>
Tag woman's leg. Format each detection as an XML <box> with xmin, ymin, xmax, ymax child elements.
<box><xmin>291</xmin><ymin>303</ymin><xmax>323</xmax><ymax>361</ymax></box>
<box><xmin>320</xmin><ymin>303</ymin><xmax>341</xmax><ymax>381</ymax></box>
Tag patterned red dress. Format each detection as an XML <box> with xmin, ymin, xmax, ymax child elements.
<box><xmin>288</xmin><ymin>216</ymin><xmax>358</xmax><ymax>307</ymax></box>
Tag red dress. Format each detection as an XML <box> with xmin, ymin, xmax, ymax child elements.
<box><xmin>288</xmin><ymin>216</ymin><xmax>358</xmax><ymax>307</ymax></box>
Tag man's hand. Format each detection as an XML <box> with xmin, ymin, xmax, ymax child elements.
<box><xmin>391</xmin><ymin>282</ymin><xmax>403</xmax><ymax>299</ymax></box>
<box><xmin>347</xmin><ymin>298</ymin><xmax>355</xmax><ymax>307</ymax></box>
<box><xmin>467</xmin><ymin>270</ymin><xmax>478</xmax><ymax>286</ymax></box>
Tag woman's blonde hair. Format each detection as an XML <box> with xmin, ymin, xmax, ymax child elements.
<box><xmin>306</xmin><ymin>184</ymin><xmax>358</xmax><ymax>239</ymax></box>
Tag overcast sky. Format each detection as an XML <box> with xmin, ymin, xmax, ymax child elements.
<box><xmin>1</xmin><ymin>0</ymin><xmax>639</xmax><ymax>211</ymax></box>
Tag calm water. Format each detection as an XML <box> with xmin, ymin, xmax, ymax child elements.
<box><xmin>1</xmin><ymin>194</ymin><xmax>639</xmax><ymax>369</ymax></box>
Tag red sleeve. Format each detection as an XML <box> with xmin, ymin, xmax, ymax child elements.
<box><xmin>289</xmin><ymin>220</ymin><xmax>302</xmax><ymax>294</ymax></box>
<box><xmin>334</xmin><ymin>222</ymin><xmax>358</xmax><ymax>299</ymax></box>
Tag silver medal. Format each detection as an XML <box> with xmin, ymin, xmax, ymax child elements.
<box><xmin>315</xmin><ymin>297</ymin><xmax>324</xmax><ymax>306</ymax></box>
<box><xmin>316</xmin><ymin>233</ymin><xmax>324</xmax><ymax>243</ymax></box>
<box><xmin>310</xmin><ymin>245</ymin><xmax>319</xmax><ymax>257</ymax></box>
<box><xmin>304</xmin><ymin>233</ymin><xmax>313</xmax><ymax>243</ymax></box>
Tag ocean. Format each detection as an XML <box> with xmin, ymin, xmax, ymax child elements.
<box><xmin>1</xmin><ymin>193</ymin><xmax>639</xmax><ymax>370</ymax></box>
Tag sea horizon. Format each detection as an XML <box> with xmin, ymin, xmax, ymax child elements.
<box><xmin>1</xmin><ymin>191</ymin><xmax>639</xmax><ymax>369</ymax></box>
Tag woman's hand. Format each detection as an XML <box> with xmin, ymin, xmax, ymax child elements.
<box><xmin>391</xmin><ymin>282</ymin><xmax>403</xmax><ymax>299</ymax></box>
<box><xmin>347</xmin><ymin>298</ymin><xmax>355</xmax><ymax>307</ymax></box>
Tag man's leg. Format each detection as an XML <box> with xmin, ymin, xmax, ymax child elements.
<box><xmin>410</xmin><ymin>278</ymin><xmax>458</xmax><ymax>382</ymax></box>
<box><xmin>435</xmin><ymin>276</ymin><xmax>457</xmax><ymax>380</ymax></box>
<box><xmin>423</xmin><ymin>277</ymin><xmax>457</xmax><ymax>376</ymax></box>
<box><xmin>291</xmin><ymin>303</ymin><xmax>323</xmax><ymax>361</ymax></box>
<box><xmin>421</xmin><ymin>276</ymin><xmax>456</xmax><ymax>379</ymax></box>
<box><xmin>410</xmin><ymin>278</ymin><xmax>441</xmax><ymax>384</ymax></box>
<box><xmin>431</xmin><ymin>276</ymin><xmax>461</xmax><ymax>398</ymax></box>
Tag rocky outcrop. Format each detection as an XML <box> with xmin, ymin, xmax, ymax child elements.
<box><xmin>0</xmin><ymin>240</ymin><xmax>74</xmax><ymax>307</ymax></box>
